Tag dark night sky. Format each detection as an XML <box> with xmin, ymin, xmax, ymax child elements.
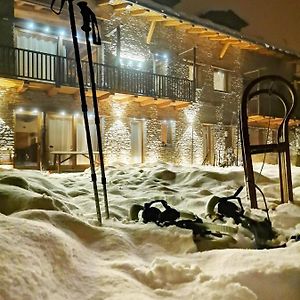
<box><xmin>170</xmin><ymin>0</ymin><xmax>300</xmax><ymax>54</ymax></box>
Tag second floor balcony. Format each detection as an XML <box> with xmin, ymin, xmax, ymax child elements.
<box><xmin>0</xmin><ymin>45</ymin><xmax>195</xmax><ymax>102</ymax></box>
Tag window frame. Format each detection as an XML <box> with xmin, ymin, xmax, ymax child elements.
<box><xmin>213</xmin><ymin>67</ymin><xmax>230</xmax><ymax>93</ymax></box>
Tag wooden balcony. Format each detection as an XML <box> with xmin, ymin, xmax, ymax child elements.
<box><xmin>0</xmin><ymin>45</ymin><xmax>194</xmax><ymax>104</ymax></box>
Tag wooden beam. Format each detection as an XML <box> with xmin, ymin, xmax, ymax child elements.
<box><xmin>154</xmin><ymin>99</ymin><xmax>172</xmax><ymax>106</ymax></box>
<box><xmin>219</xmin><ymin>42</ymin><xmax>231</xmax><ymax>59</ymax></box>
<box><xmin>112</xmin><ymin>94</ymin><xmax>134</xmax><ymax>103</ymax></box>
<box><xmin>157</xmin><ymin>103</ymin><xmax>172</xmax><ymax>109</ymax></box>
<box><xmin>134</xmin><ymin>96</ymin><xmax>153</xmax><ymax>103</ymax></box>
<box><xmin>186</xmin><ymin>27</ymin><xmax>207</xmax><ymax>34</ymax></box>
<box><xmin>199</xmin><ymin>30</ymin><xmax>217</xmax><ymax>35</ymax></box>
<box><xmin>16</xmin><ymin>81</ymin><xmax>29</xmax><ymax>93</ymax></box>
<box><xmin>162</xmin><ymin>20</ymin><xmax>183</xmax><ymax>27</ymax></box>
<box><xmin>47</xmin><ymin>86</ymin><xmax>58</xmax><ymax>97</ymax></box>
<box><xmin>15</xmin><ymin>8</ymin><xmax>67</xmax><ymax>27</ymax></box>
<box><xmin>221</xmin><ymin>39</ymin><xmax>241</xmax><ymax>45</ymax></box>
<box><xmin>130</xmin><ymin>8</ymin><xmax>150</xmax><ymax>16</ymax></box>
<box><xmin>198</xmin><ymin>33</ymin><xmax>219</xmax><ymax>38</ymax></box>
<box><xmin>235</xmin><ymin>41</ymin><xmax>251</xmax><ymax>48</ymax></box>
<box><xmin>209</xmin><ymin>36</ymin><xmax>231</xmax><ymax>41</ymax></box>
<box><xmin>146</xmin><ymin>21</ymin><xmax>156</xmax><ymax>44</ymax></box>
<box><xmin>15</xmin><ymin>0</ymin><xmax>26</xmax><ymax>7</ymax></box>
<box><xmin>147</xmin><ymin>15</ymin><xmax>167</xmax><ymax>22</ymax></box>
<box><xmin>171</xmin><ymin>101</ymin><xmax>190</xmax><ymax>110</ymax></box>
<box><xmin>140</xmin><ymin>99</ymin><xmax>156</xmax><ymax>106</ymax></box>
<box><xmin>112</xmin><ymin>3</ymin><xmax>133</xmax><ymax>11</ymax></box>
<box><xmin>86</xmin><ymin>90</ymin><xmax>111</xmax><ymax>98</ymax></box>
<box><xmin>248</xmin><ymin>115</ymin><xmax>300</xmax><ymax>128</ymax></box>
<box><xmin>97</xmin><ymin>92</ymin><xmax>111</xmax><ymax>101</ymax></box>
<box><xmin>72</xmin><ymin>90</ymin><xmax>80</xmax><ymax>100</ymax></box>
<box><xmin>178</xmin><ymin>24</ymin><xmax>194</xmax><ymax>30</ymax></box>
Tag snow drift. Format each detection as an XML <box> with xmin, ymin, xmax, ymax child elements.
<box><xmin>0</xmin><ymin>163</ymin><xmax>300</xmax><ymax>300</ymax></box>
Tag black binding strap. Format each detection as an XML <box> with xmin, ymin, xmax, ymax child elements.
<box><xmin>142</xmin><ymin>200</ymin><xmax>180</xmax><ymax>225</ymax></box>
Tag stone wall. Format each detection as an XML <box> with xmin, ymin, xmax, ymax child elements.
<box><xmin>0</xmin><ymin>5</ymin><xmax>297</xmax><ymax>167</ymax></box>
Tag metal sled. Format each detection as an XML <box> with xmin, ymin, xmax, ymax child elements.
<box><xmin>240</xmin><ymin>75</ymin><xmax>297</xmax><ymax>208</ymax></box>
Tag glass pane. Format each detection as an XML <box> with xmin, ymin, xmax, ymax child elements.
<box><xmin>48</xmin><ymin>115</ymin><xmax>73</xmax><ymax>165</ymax></box>
<box><xmin>214</xmin><ymin>69</ymin><xmax>227</xmax><ymax>91</ymax></box>
<box><xmin>131</xmin><ymin>120</ymin><xmax>143</xmax><ymax>163</ymax></box>
<box><xmin>76</xmin><ymin>115</ymin><xmax>103</xmax><ymax>165</ymax></box>
<box><xmin>15</xmin><ymin>113</ymin><xmax>39</xmax><ymax>167</ymax></box>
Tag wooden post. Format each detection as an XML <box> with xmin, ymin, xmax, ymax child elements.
<box><xmin>193</xmin><ymin>47</ymin><xmax>197</xmax><ymax>100</ymax></box>
<box><xmin>146</xmin><ymin>21</ymin><xmax>156</xmax><ymax>44</ymax></box>
<box><xmin>116</xmin><ymin>25</ymin><xmax>121</xmax><ymax>90</ymax></box>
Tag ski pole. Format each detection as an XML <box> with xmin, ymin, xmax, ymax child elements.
<box><xmin>77</xmin><ymin>1</ymin><xmax>109</xmax><ymax>219</ymax></box>
<box><xmin>51</xmin><ymin>0</ymin><xmax>102</xmax><ymax>225</ymax></box>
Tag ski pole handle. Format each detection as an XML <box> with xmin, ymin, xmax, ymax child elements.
<box><xmin>78</xmin><ymin>1</ymin><xmax>102</xmax><ymax>45</ymax></box>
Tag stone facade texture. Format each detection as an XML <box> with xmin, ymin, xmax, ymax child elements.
<box><xmin>0</xmin><ymin>1</ymin><xmax>298</xmax><ymax>167</ymax></box>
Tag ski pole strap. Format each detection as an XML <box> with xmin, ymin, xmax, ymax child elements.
<box><xmin>50</xmin><ymin>0</ymin><xmax>66</xmax><ymax>15</ymax></box>
<box><xmin>78</xmin><ymin>1</ymin><xmax>102</xmax><ymax>45</ymax></box>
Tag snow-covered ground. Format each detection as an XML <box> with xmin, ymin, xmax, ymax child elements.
<box><xmin>0</xmin><ymin>162</ymin><xmax>300</xmax><ymax>300</ymax></box>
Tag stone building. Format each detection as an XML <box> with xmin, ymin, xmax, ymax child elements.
<box><xmin>0</xmin><ymin>0</ymin><xmax>299</xmax><ymax>170</ymax></box>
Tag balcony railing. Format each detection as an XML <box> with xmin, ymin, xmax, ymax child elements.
<box><xmin>0</xmin><ymin>46</ymin><xmax>195</xmax><ymax>102</ymax></box>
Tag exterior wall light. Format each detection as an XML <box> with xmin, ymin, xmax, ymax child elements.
<box><xmin>32</xmin><ymin>109</ymin><xmax>39</xmax><ymax>114</ymax></box>
<box><xmin>27</xmin><ymin>22</ymin><xmax>35</xmax><ymax>30</ymax></box>
<box><xmin>59</xmin><ymin>111</ymin><xmax>66</xmax><ymax>116</ymax></box>
<box><xmin>16</xmin><ymin>107</ymin><xmax>24</xmax><ymax>113</ymax></box>
<box><xmin>43</xmin><ymin>27</ymin><xmax>50</xmax><ymax>33</ymax></box>
<box><xmin>120</xmin><ymin>52</ymin><xmax>145</xmax><ymax>62</ymax></box>
<box><xmin>184</xmin><ymin>109</ymin><xmax>196</xmax><ymax>124</ymax></box>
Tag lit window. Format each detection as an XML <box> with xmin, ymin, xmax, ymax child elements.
<box><xmin>213</xmin><ymin>68</ymin><xmax>230</xmax><ymax>92</ymax></box>
<box><xmin>161</xmin><ymin>121</ymin><xmax>175</xmax><ymax>147</ymax></box>
<box><xmin>189</xmin><ymin>65</ymin><xmax>202</xmax><ymax>88</ymax></box>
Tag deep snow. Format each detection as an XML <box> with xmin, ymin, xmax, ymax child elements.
<box><xmin>0</xmin><ymin>162</ymin><xmax>300</xmax><ymax>300</ymax></box>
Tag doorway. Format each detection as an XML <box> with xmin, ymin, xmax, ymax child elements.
<box><xmin>15</xmin><ymin>112</ymin><xmax>41</xmax><ymax>168</ymax></box>
<box><xmin>131</xmin><ymin>119</ymin><xmax>145</xmax><ymax>163</ymax></box>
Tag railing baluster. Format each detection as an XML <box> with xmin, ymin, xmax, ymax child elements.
<box><xmin>0</xmin><ymin>45</ymin><xmax>194</xmax><ymax>102</ymax></box>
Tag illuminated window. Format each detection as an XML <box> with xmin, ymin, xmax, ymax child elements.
<box><xmin>161</xmin><ymin>121</ymin><xmax>175</xmax><ymax>146</ymax></box>
<box><xmin>213</xmin><ymin>68</ymin><xmax>230</xmax><ymax>92</ymax></box>
<box><xmin>189</xmin><ymin>65</ymin><xmax>202</xmax><ymax>88</ymax></box>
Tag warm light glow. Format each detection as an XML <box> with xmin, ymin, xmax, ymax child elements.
<box><xmin>112</xmin><ymin>102</ymin><xmax>125</xmax><ymax>118</ymax></box>
<box><xmin>32</xmin><ymin>109</ymin><xmax>39</xmax><ymax>114</ymax></box>
<box><xmin>16</xmin><ymin>107</ymin><xmax>24</xmax><ymax>113</ymax></box>
<box><xmin>120</xmin><ymin>52</ymin><xmax>145</xmax><ymax>62</ymax></box>
<box><xmin>59</xmin><ymin>111</ymin><xmax>66</xmax><ymax>116</ymax></box>
<box><xmin>184</xmin><ymin>109</ymin><xmax>196</xmax><ymax>124</ymax></box>
<box><xmin>74</xmin><ymin>112</ymin><xmax>80</xmax><ymax>118</ymax></box>
<box><xmin>27</xmin><ymin>22</ymin><xmax>35</xmax><ymax>30</ymax></box>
